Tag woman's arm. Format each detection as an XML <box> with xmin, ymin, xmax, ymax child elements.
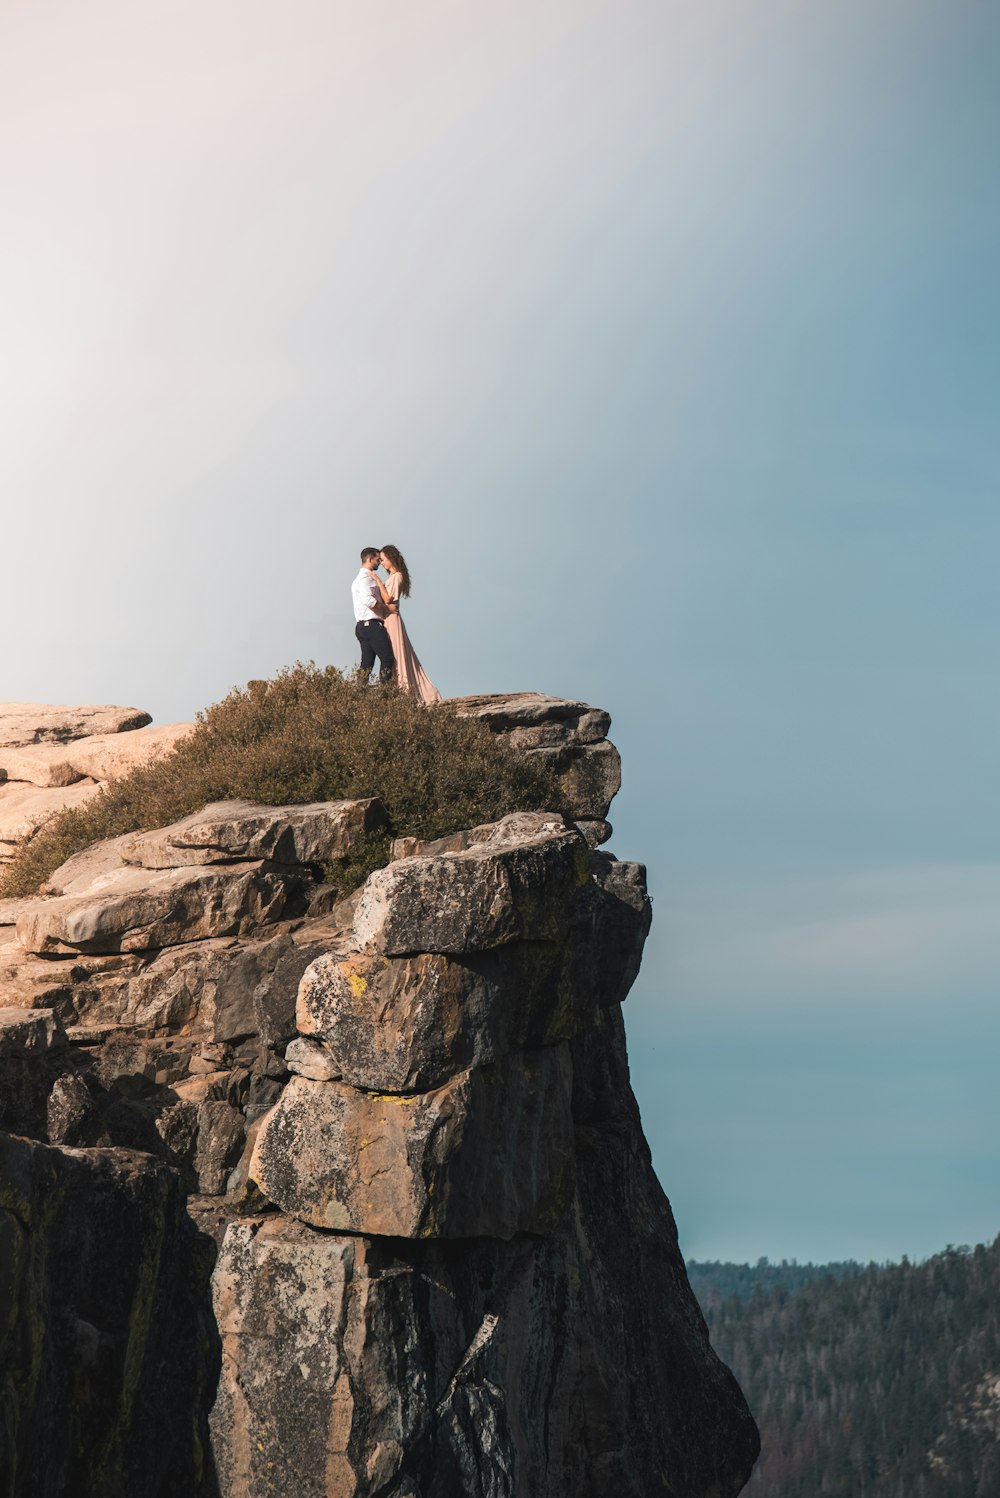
<box><xmin>374</xmin><ymin>573</ymin><xmax>399</xmax><ymax>612</ymax></box>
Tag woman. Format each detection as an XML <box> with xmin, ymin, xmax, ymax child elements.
<box><xmin>378</xmin><ymin>545</ymin><xmax>442</xmax><ymax>703</ymax></box>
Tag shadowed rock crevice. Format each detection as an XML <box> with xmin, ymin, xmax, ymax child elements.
<box><xmin>0</xmin><ymin>1132</ymin><xmax>221</xmax><ymax>1498</ymax></box>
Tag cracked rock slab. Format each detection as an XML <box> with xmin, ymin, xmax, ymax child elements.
<box><xmin>15</xmin><ymin>861</ymin><xmax>291</xmax><ymax>956</ymax></box>
<box><xmin>524</xmin><ymin>740</ymin><xmax>622</xmax><ymax>822</ymax></box>
<box><xmin>56</xmin><ymin>721</ymin><xmax>193</xmax><ymax>782</ymax></box>
<box><xmin>0</xmin><ymin>702</ymin><xmax>152</xmax><ymax>749</ymax></box>
<box><xmin>450</xmin><ymin>692</ymin><xmax>611</xmax><ymax>744</ymax></box>
<box><xmin>0</xmin><ymin>725</ymin><xmax>190</xmax><ymax>790</ymax></box>
<box><xmin>0</xmin><ymin>743</ymin><xmax>88</xmax><ymax>789</ymax></box>
<box><xmin>249</xmin><ymin>1045</ymin><xmax>575</xmax><ymax>1239</ymax></box>
<box><xmin>296</xmin><ymin>942</ymin><xmax>591</xmax><ymax>1093</ymax></box>
<box><xmin>0</xmin><ymin>938</ymin><xmax>141</xmax><ymax>1022</ymax></box>
<box><xmin>448</xmin><ymin>694</ymin><xmax>620</xmax><ymax>832</ymax></box>
<box><xmin>121</xmin><ymin>797</ymin><xmax>388</xmax><ymax>869</ymax></box>
<box><xmin>390</xmin><ymin>810</ymin><xmax>568</xmax><ymax>862</ymax></box>
<box><xmin>0</xmin><ymin>1005</ymin><xmax>67</xmax><ymax>1056</ymax></box>
<box><xmin>353</xmin><ymin>830</ymin><xmax>588</xmax><ymax>956</ymax></box>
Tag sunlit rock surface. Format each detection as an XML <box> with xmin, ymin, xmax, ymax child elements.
<box><xmin>0</xmin><ymin>695</ymin><xmax>759</xmax><ymax>1498</ymax></box>
<box><xmin>0</xmin><ymin>705</ymin><xmax>193</xmax><ymax>869</ymax></box>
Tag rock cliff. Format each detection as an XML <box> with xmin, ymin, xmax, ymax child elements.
<box><xmin>0</xmin><ymin>703</ymin><xmax>192</xmax><ymax>872</ymax></box>
<box><xmin>0</xmin><ymin>694</ymin><xmax>758</xmax><ymax>1497</ymax></box>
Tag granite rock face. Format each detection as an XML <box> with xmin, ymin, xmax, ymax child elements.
<box><xmin>121</xmin><ymin>796</ymin><xmax>387</xmax><ymax>870</ymax></box>
<box><xmin>0</xmin><ymin>781</ymin><xmax>104</xmax><ymax>858</ymax></box>
<box><xmin>16</xmin><ymin>860</ymin><xmax>294</xmax><ymax>955</ymax></box>
<box><xmin>296</xmin><ymin>941</ymin><xmax>587</xmax><ymax>1091</ymax></box>
<box><xmin>0</xmin><ymin>702</ymin><xmax>153</xmax><ymax>749</ymax></box>
<box><xmin>0</xmin><ymin>723</ymin><xmax>192</xmax><ymax>790</ymax></box>
<box><xmin>0</xmin><ymin>703</ymin><xmax>193</xmax><ymax>869</ymax></box>
<box><xmin>0</xmin><ymin>695</ymin><xmax>759</xmax><ymax>1498</ymax></box>
<box><xmin>451</xmin><ymin>693</ymin><xmax>622</xmax><ymax>844</ymax></box>
<box><xmin>215</xmin><ymin>1011</ymin><xmax>758</xmax><ymax>1498</ymax></box>
<box><xmin>250</xmin><ymin>1046</ymin><xmax>575</xmax><ymax>1238</ymax></box>
<box><xmin>0</xmin><ymin>1132</ymin><xmax>217</xmax><ymax>1496</ymax></box>
<box><xmin>352</xmin><ymin>829</ymin><xmax>589</xmax><ymax>955</ymax></box>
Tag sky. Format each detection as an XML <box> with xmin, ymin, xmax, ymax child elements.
<box><xmin>2</xmin><ymin>0</ymin><xmax>998</xmax><ymax>1262</ymax></box>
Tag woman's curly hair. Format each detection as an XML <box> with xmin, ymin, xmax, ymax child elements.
<box><xmin>380</xmin><ymin>544</ymin><xmax>411</xmax><ymax>598</ymax></box>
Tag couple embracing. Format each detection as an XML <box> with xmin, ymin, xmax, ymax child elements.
<box><xmin>351</xmin><ymin>546</ymin><xmax>441</xmax><ymax>704</ymax></box>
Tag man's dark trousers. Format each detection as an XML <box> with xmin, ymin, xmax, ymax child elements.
<box><xmin>355</xmin><ymin>619</ymin><xmax>395</xmax><ymax>681</ymax></box>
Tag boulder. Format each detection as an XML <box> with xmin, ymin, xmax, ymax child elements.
<box><xmin>121</xmin><ymin>797</ymin><xmax>387</xmax><ymax>870</ymax></box>
<box><xmin>451</xmin><ymin>692</ymin><xmax>610</xmax><ymax>745</ymax></box>
<box><xmin>0</xmin><ymin>722</ymin><xmax>192</xmax><ymax>790</ymax></box>
<box><xmin>102</xmin><ymin>932</ymin><xmax>292</xmax><ymax>1043</ymax></box>
<box><xmin>56</xmin><ymin>721</ymin><xmax>193</xmax><ymax>782</ymax></box>
<box><xmin>0</xmin><ymin>939</ymin><xmax>143</xmax><ymax>1024</ymax></box>
<box><xmin>193</xmin><ymin>1099</ymin><xmax>246</xmax><ymax>1194</ymax></box>
<box><xmin>0</xmin><ymin>702</ymin><xmax>151</xmax><ymax>749</ymax></box>
<box><xmin>90</xmin><ymin>1032</ymin><xmax>192</xmax><ymax>1090</ymax></box>
<box><xmin>284</xmin><ymin>1036</ymin><xmax>341</xmax><ymax>1081</ymax></box>
<box><xmin>353</xmin><ymin>830</ymin><xmax>588</xmax><ymax>956</ymax></box>
<box><xmin>575</xmin><ymin>818</ymin><xmax>613</xmax><ymax>848</ymax></box>
<box><xmin>0</xmin><ymin>1005</ymin><xmax>67</xmax><ymax>1056</ymax></box>
<box><xmin>390</xmin><ymin>809</ymin><xmax>568</xmax><ymax>862</ymax></box>
<box><xmin>586</xmin><ymin>856</ymin><xmax>652</xmax><ymax>1007</ymax></box>
<box><xmin>15</xmin><ymin>861</ymin><xmax>293</xmax><ymax>956</ymax></box>
<box><xmin>0</xmin><ymin>743</ymin><xmax>85</xmax><ymax>788</ymax></box>
<box><xmin>250</xmin><ymin>1045</ymin><xmax>575</xmax><ymax>1239</ymax></box>
<box><xmin>527</xmin><ymin>739</ymin><xmax>621</xmax><ymax>822</ymax></box>
<box><xmin>46</xmin><ymin>1072</ymin><xmax>94</xmax><ymax>1144</ymax></box>
<box><xmin>449</xmin><ymin>693</ymin><xmax>620</xmax><ymax>834</ymax></box>
<box><xmin>296</xmin><ymin>941</ymin><xmax>590</xmax><ymax>1092</ymax></box>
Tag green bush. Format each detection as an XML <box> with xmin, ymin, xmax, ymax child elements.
<box><xmin>0</xmin><ymin>665</ymin><xmax>565</xmax><ymax>899</ymax></box>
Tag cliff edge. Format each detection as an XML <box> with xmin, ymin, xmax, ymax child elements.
<box><xmin>0</xmin><ymin>693</ymin><xmax>758</xmax><ymax>1497</ymax></box>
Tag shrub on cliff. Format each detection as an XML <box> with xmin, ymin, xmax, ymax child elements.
<box><xmin>0</xmin><ymin>665</ymin><xmax>563</xmax><ymax>898</ymax></box>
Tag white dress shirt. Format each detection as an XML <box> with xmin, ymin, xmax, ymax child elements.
<box><xmin>352</xmin><ymin>568</ymin><xmax>382</xmax><ymax>622</ymax></box>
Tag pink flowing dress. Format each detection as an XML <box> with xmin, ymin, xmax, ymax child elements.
<box><xmin>384</xmin><ymin>573</ymin><xmax>441</xmax><ymax>703</ymax></box>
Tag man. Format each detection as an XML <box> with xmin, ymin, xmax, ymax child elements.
<box><xmin>351</xmin><ymin>547</ymin><xmax>396</xmax><ymax>683</ymax></box>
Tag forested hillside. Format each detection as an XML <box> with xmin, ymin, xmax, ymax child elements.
<box><xmin>690</xmin><ymin>1238</ymin><xmax>1000</xmax><ymax>1498</ymax></box>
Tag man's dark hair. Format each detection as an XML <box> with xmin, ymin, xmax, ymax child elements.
<box><xmin>360</xmin><ymin>547</ymin><xmax>380</xmax><ymax>562</ymax></box>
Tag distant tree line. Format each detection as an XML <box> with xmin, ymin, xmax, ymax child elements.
<box><xmin>688</xmin><ymin>1238</ymin><xmax>1000</xmax><ymax>1498</ymax></box>
<box><xmin>687</xmin><ymin>1257</ymin><xmax>864</xmax><ymax>1306</ymax></box>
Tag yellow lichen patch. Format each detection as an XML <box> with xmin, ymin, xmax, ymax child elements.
<box><xmin>346</xmin><ymin>971</ymin><xmax>368</xmax><ymax>998</ymax></box>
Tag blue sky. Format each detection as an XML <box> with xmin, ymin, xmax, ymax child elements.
<box><xmin>2</xmin><ymin>0</ymin><xmax>997</xmax><ymax>1261</ymax></box>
